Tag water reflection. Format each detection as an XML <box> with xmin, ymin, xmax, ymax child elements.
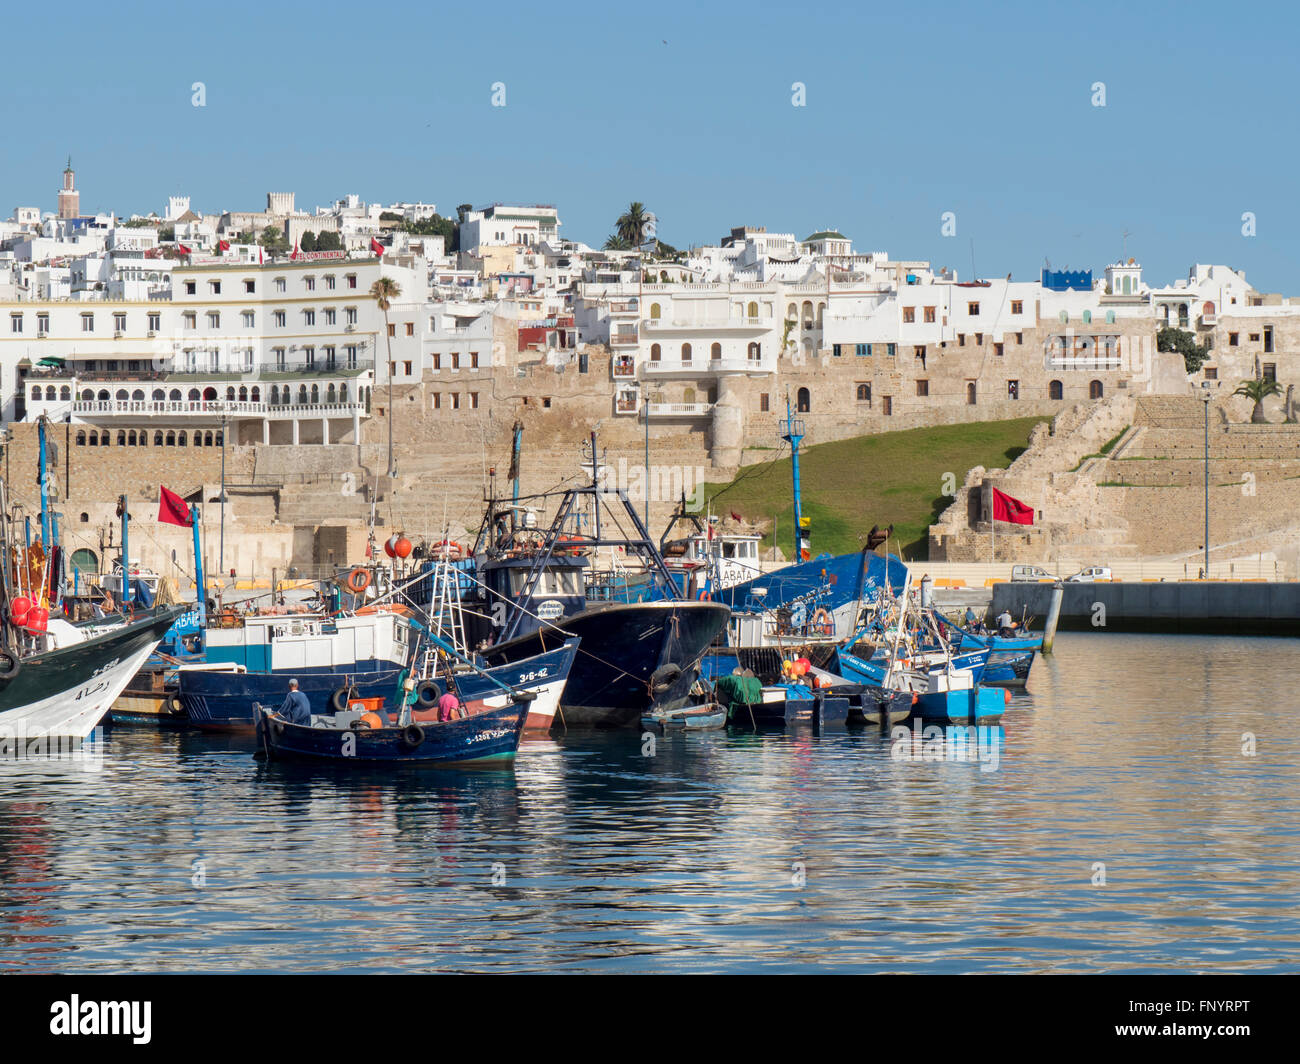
<box><xmin>0</xmin><ymin>633</ymin><xmax>1297</xmax><ymax>972</ymax></box>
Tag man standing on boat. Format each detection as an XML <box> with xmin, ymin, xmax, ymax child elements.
<box><xmin>278</xmin><ymin>679</ymin><xmax>312</xmax><ymax>725</ymax></box>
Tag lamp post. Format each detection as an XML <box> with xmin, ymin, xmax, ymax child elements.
<box><xmin>1202</xmin><ymin>390</ymin><xmax>1211</xmax><ymax>578</ymax></box>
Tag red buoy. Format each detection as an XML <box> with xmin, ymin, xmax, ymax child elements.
<box><xmin>9</xmin><ymin>596</ymin><xmax>31</xmax><ymax>627</ymax></box>
<box><xmin>384</xmin><ymin>534</ymin><xmax>399</xmax><ymax>559</ymax></box>
<box><xmin>25</xmin><ymin>605</ymin><xmax>49</xmax><ymax>633</ymax></box>
<box><xmin>394</xmin><ymin>536</ymin><xmax>413</xmax><ymax>559</ymax></box>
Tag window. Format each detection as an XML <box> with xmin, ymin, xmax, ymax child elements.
<box><xmin>796</xmin><ymin>387</ymin><xmax>810</xmax><ymax>413</ymax></box>
<box><xmin>886</xmin><ymin>343</ymin><xmax>896</xmax><ymax>357</ymax></box>
<box><xmin>304</xmin><ymin>346</ymin><xmax>315</xmax><ymax>367</ymax></box>
<box><xmin>1249</xmin><ymin>333</ymin><xmax>1260</xmax><ymax>342</ymax></box>
<box><xmin>184</xmin><ymin>281</ymin><xmax>196</xmax><ymax>295</ymax></box>
<box><xmin>207</xmin><ymin>311</ymin><xmax>220</xmax><ymax>328</ymax></box>
<box><xmin>994</xmin><ymin>342</ymin><xmax>1004</xmax><ymax>357</ymax></box>
<box><xmin>1089</xmin><ymin>380</ymin><xmax>1104</xmax><ymax>399</ymax></box>
<box><xmin>405</xmin><ymin>322</ymin><xmax>414</xmax><ymax>336</ymax></box>
<box><xmin>470</xmin><ymin>352</ymin><xmax>479</xmax><ymax>369</ymax></box>
<box><xmin>325</xmin><ymin>275</ymin><xmax>336</xmax><ymax>290</ymax></box>
<box><xmin>470</xmin><ymin>392</ymin><xmax>479</xmax><ymax>409</ymax></box>
<box><xmin>855</xmin><ymin>343</ymin><xmax>869</xmax><ymax>356</ymax></box>
<box><xmin>650</xmin><ymin>343</ymin><xmax>661</xmax><ymax>362</ymax></box>
<box><xmin>967</xmin><ymin>302</ymin><xmax>980</xmax><ymax>315</ymax></box>
<box><xmin>273</xmin><ymin>310</ymin><xmax>285</xmax><ymax>327</ymax></box>
<box><xmin>681</xmin><ymin>343</ymin><xmax>692</xmax><ymax>361</ymax></box>
<box><xmin>403</xmin><ymin>361</ymin><xmax>412</xmax><ymax>376</ymax></box>
<box><xmin>760</xmin><ymin>393</ymin><xmax>769</xmax><ymax>412</ymax></box>
<box><xmin>914</xmin><ymin>345</ymin><xmax>927</xmax><ymax>363</ymax></box>
<box><xmin>38</xmin><ymin>313</ymin><xmax>49</xmax><ymax>334</ymax></box>
<box><xmin>305</xmin><ymin>310</ymin><xmax>316</xmax><ymax>326</ymax></box>
<box><xmin>711</xmin><ymin>342</ymin><xmax>722</xmax><ymax>360</ymax></box>
<box><xmin>882</xmin><ymin>396</ymin><xmax>892</xmax><ymax>416</ymax></box>
<box><xmin>1011</xmin><ymin>300</ymin><xmax>1023</xmax><ymax>315</ymax></box>
<box><xmin>275</xmin><ymin>277</ymin><xmax>286</xmax><ymax>292</ymax></box>
<box><xmin>183</xmin><ymin>312</ymin><xmax>196</xmax><ymax>330</ymax></box>
<box><xmin>1263</xmin><ymin>363</ymin><xmax>1277</xmax><ymax>382</ymax></box>
<box><xmin>923</xmin><ymin>306</ymin><xmax>936</xmax><ymax>323</ymax></box>
<box><xmin>324</xmin><ymin>346</ymin><xmax>336</xmax><ymax>369</ymax></box>
<box><xmin>244</xmin><ymin>279</ymin><xmax>256</xmax><ymax>293</ymax></box>
<box><xmin>432</xmin><ymin>393</ymin><xmax>441</xmax><ymax>409</ymax></box>
<box><xmin>857</xmin><ymin>384</ymin><xmax>871</xmax><ymax>403</ymax></box>
<box><xmin>975</xmin><ymin>333</ymin><xmax>983</xmax><ymax>345</ymax></box>
<box><xmin>966</xmin><ymin>382</ymin><xmax>977</xmax><ymax>405</ymax></box>
<box><xmin>1204</xmin><ymin>367</ymin><xmax>1218</xmax><ymax>380</ymax></box>
<box><xmin>916</xmin><ymin>380</ymin><xmax>929</xmax><ymax>396</ymax></box>
<box><xmin>1265</xmin><ymin>326</ymin><xmax>1275</xmax><ymax>353</ymax></box>
<box><xmin>542</xmin><ymin>397</ymin><xmax>551</xmax><ymax>409</ymax></box>
<box><xmin>148</xmin><ymin>312</ymin><xmax>160</xmax><ymax>331</ymax></box>
<box><xmin>210</xmin><ymin>281</ymin><xmax>221</xmax><ymax>294</ymax></box>
<box><xmin>747</xmin><ymin>342</ymin><xmax>761</xmax><ymax>361</ymax></box>
<box><xmin>274</xmin><ymin>347</ymin><xmax>286</xmax><ymax>370</ymax></box>
<box><xmin>958</xmin><ymin>333</ymin><xmax>965</xmax><ymax>346</ymax></box>
<box><xmin>345</xmin><ymin>307</ymin><xmax>357</xmax><ymax>325</ymax></box>
<box><xmin>1228</xmin><ymin>333</ymin><xmax>1239</xmax><ymax>345</ymax></box>
<box><xmin>81</xmin><ymin>313</ymin><xmax>94</xmax><ymax>332</ymax></box>
<box><xmin>451</xmin><ymin>393</ymin><xmax>461</xmax><ymax>410</ymax></box>
<box><xmin>9</xmin><ymin>314</ymin><xmax>20</xmax><ymax>334</ymax></box>
<box><xmin>1049</xmin><ymin>380</ymin><xmax>1063</xmax><ymax>400</ymax></box>
<box><xmin>902</xmin><ymin>307</ymin><xmax>915</xmax><ymax>323</ymax></box>
<box><xmin>432</xmin><ymin>353</ymin><xmax>441</xmax><ymax>370</ymax></box>
<box><xmin>1007</xmin><ymin>380</ymin><xmax>1019</xmax><ymax>400</ymax></box>
<box><xmin>346</xmin><ymin>274</ymin><xmax>357</xmax><ymax>289</ymax></box>
<box><xmin>323</xmin><ymin>308</ymin><xmax>336</xmax><ymax>325</ymax></box>
<box><xmin>305</xmin><ymin>276</ymin><xmax>315</xmax><ymax>291</ymax></box>
<box><xmin>241</xmin><ymin>311</ymin><xmax>255</xmax><ymax>328</ymax></box>
<box><xmin>1016</xmin><ymin>332</ymin><xmax>1023</xmax><ymax>345</ymax></box>
<box><xmin>451</xmin><ymin>352</ymin><xmax>460</xmax><ymax>369</ymax></box>
<box><xmin>386</xmin><ymin>322</ymin><xmax>395</xmax><ymax>337</ymax></box>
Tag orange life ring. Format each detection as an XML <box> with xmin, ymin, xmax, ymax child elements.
<box><xmin>697</xmin><ymin>589</ymin><xmax>712</xmax><ymax>601</ymax></box>
<box><xmin>811</xmin><ymin>608</ymin><xmax>833</xmax><ymax>635</ymax></box>
<box><xmin>344</xmin><ymin>568</ymin><xmax>372</xmax><ymax>595</ymax></box>
<box><xmin>434</xmin><ymin>540</ymin><xmax>463</xmax><ymax>560</ymax></box>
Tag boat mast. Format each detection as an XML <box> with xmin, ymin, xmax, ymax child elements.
<box><xmin>37</xmin><ymin>417</ymin><xmax>52</xmax><ymax>548</ymax></box>
<box><xmin>782</xmin><ymin>397</ymin><xmax>807</xmax><ymax>563</ymax></box>
<box><xmin>118</xmin><ymin>493</ymin><xmax>129</xmax><ymax>611</ymax></box>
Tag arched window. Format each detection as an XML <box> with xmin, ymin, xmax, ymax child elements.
<box><xmin>116</xmin><ymin>389</ymin><xmax>128</xmax><ymax>401</ymax></box>
<box><xmin>79</xmin><ymin>513</ymin><xmax>89</xmax><ymax>524</ymax></box>
<box><xmin>711</xmin><ymin>342</ymin><xmax>722</xmax><ymax>360</ymax></box>
<box><xmin>339</xmin><ymin>383</ymin><xmax>348</xmax><ymax>403</ymax></box>
<box><xmin>98</xmin><ymin>389</ymin><xmax>110</xmax><ymax>401</ymax></box>
<box><xmin>1089</xmin><ymin>380</ymin><xmax>1104</xmax><ymax>399</ymax></box>
<box><xmin>29</xmin><ymin>386</ymin><xmax>40</xmax><ymax>402</ymax></box>
<box><xmin>857</xmin><ymin>384</ymin><xmax>871</xmax><ymax>402</ymax></box>
<box><xmin>205</xmin><ymin>431</ymin><xmax>214</xmax><ymax>447</ymax></box>
<box><xmin>203</xmin><ymin>387</ymin><xmax>217</xmax><ymax>401</ymax></box>
<box><xmin>747</xmin><ymin>342</ymin><xmax>761</xmax><ymax>361</ymax></box>
<box><xmin>81</xmin><ymin>389</ymin><xmax>94</xmax><ymax>401</ymax></box>
<box><xmin>967</xmin><ymin>382</ymin><xmax>977</xmax><ymax>405</ymax></box>
<box><xmin>1122</xmin><ymin>276</ymin><xmax>1132</xmax><ymax>295</ymax></box>
<box><xmin>153</xmin><ymin>388</ymin><xmax>165</xmax><ymax>401</ymax></box>
<box><xmin>127</xmin><ymin>431</ymin><xmax>136</xmax><ymax>446</ymax></box>
<box><xmin>45</xmin><ymin>386</ymin><xmax>55</xmax><ymax>400</ymax></box>
<box><xmin>238</xmin><ymin>386</ymin><xmax>248</xmax><ymax>402</ymax></box>
<box><xmin>178</xmin><ymin>431</ymin><xmax>187</xmax><ymax>446</ymax></box>
<box><xmin>132</xmin><ymin>389</ymin><xmax>144</xmax><ymax>401</ymax></box>
<box><xmin>154</xmin><ymin>431</ymin><xmax>164</xmax><ymax>446</ymax></box>
<box><xmin>166</xmin><ymin>431</ymin><xmax>176</xmax><ymax>446</ymax></box>
<box><xmin>327</xmin><ymin>383</ymin><xmax>337</xmax><ymax>404</ymax></box>
<box><xmin>215</xmin><ymin>431</ymin><xmax>223</xmax><ymax>447</ymax></box>
<box><xmin>650</xmin><ymin>343</ymin><xmax>661</xmax><ymax>362</ymax></box>
<box><xmin>188</xmin><ymin>388</ymin><xmax>201</xmax><ymax>401</ymax></box>
<box><xmin>815</xmin><ymin>302</ymin><xmax>825</xmax><ymax>327</ymax></box>
<box><xmin>681</xmin><ymin>343</ymin><xmax>692</xmax><ymax>361</ymax></box>
<box><xmin>796</xmin><ymin>387</ymin><xmax>810</xmax><ymax>413</ymax></box>
<box><xmin>138</xmin><ymin>431</ymin><xmax>146</xmax><ymax>446</ymax></box>
<box><xmin>747</xmin><ymin>301</ymin><xmax>758</xmax><ymax>319</ymax></box>
<box><xmin>787</xmin><ymin>303</ymin><xmax>797</xmax><ymax>320</ymax></box>
<box><xmin>250</xmin><ymin>386</ymin><xmax>260</xmax><ymax>403</ymax></box>
<box><xmin>75</xmin><ymin>431</ymin><xmax>86</xmax><ymax>445</ymax></box>
<box><xmin>226</xmin><ymin>387</ymin><xmax>236</xmax><ymax>402</ymax></box>
<box><xmin>1049</xmin><ymin>380</ymin><xmax>1063</xmax><ymax>400</ymax></box>
<box><xmin>310</xmin><ymin>383</ymin><xmax>320</xmax><ymax>404</ymax></box>
<box><xmin>298</xmin><ymin>384</ymin><xmax>308</xmax><ymax>404</ymax></box>
<box><xmin>88</xmin><ymin>431</ymin><xmax>99</xmax><ymax>447</ymax></box>
<box><xmin>60</xmin><ymin>386</ymin><xmax>70</xmax><ymax>401</ymax></box>
<box><xmin>1203</xmin><ymin>301</ymin><xmax>1215</xmax><ymax>317</ymax></box>
<box><xmin>801</xmin><ymin>300</ymin><xmax>814</xmax><ymax>325</ymax></box>
<box><xmin>170</xmin><ymin>389</ymin><xmax>182</xmax><ymax>401</ymax></box>
<box><xmin>649</xmin><ymin>303</ymin><xmax>661</xmax><ymax>320</ymax></box>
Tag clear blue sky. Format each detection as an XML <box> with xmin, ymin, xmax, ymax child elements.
<box><xmin>9</xmin><ymin>0</ymin><xmax>1300</xmax><ymax>291</ymax></box>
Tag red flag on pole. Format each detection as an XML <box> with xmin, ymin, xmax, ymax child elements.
<box><xmin>991</xmin><ymin>488</ymin><xmax>1034</xmax><ymax>525</ymax></box>
<box><xmin>217</xmin><ymin>238</ymin><xmax>230</xmax><ymax>252</ymax></box>
<box><xmin>371</xmin><ymin>237</ymin><xmax>385</xmax><ymax>257</ymax></box>
<box><xmin>177</xmin><ymin>243</ymin><xmax>192</xmax><ymax>256</ymax></box>
<box><xmin>158</xmin><ymin>485</ymin><xmax>192</xmax><ymax>527</ymax></box>
<box><xmin>290</xmin><ymin>242</ymin><xmax>300</xmax><ymax>261</ymax></box>
<box><xmin>259</xmin><ymin>246</ymin><xmax>264</xmax><ymax>265</ymax></box>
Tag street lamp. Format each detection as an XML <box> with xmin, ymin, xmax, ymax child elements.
<box><xmin>1201</xmin><ymin>390</ymin><xmax>1211</xmax><ymax>578</ymax></box>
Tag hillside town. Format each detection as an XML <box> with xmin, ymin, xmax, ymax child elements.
<box><xmin>2</xmin><ymin>162</ymin><xmax>1297</xmax><ymax>579</ymax></box>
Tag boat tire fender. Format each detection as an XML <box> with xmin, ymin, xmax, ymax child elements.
<box><xmin>415</xmin><ymin>682</ymin><xmax>441</xmax><ymax>709</ymax></box>
<box><xmin>401</xmin><ymin>724</ymin><xmax>425</xmax><ymax>749</ymax></box>
<box><xmin>162</xmin><ymin>694</ymin><xmax>184</xmax><ymax>717</ymax></box>
<box><xmin>649</xmin><ymin>663</ymin><xmax>683</xmax><ymax>695</ymax></box>
<box><xmin>0</xmin><ymin>651</ymin><xmax>20</xmax><ymax>680</ymax></box>
<box><xmin>331</xmin><ymin>685</ymin><xmax>359</xmax><ymax>713</ymax></box>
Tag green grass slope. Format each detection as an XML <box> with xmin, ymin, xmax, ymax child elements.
<box><xmin>701</xmin><ymin>417</ymin><xmax>1048</xmax><ymax>559</ymax></box>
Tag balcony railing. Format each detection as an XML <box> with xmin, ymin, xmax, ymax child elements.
<box><xmin>643</xmin><ymin>316</ymin><xmax>769</xmax><ymax>331</ymax></box>
<box><xmin>610</xmin><ymin>331</ymin><xmax>639</xmax><ymax>346</ymax></box>
<box><xmin>72</xmin><ymin>399</ymin><xmax>366</xmax><ymax>419</ymax></box>
<box><xmin>26</xmin><ymin>358</ymin><xmax>374</xmax><ymax>383</ymax></box>
<box><xmin>643</xmin><ymin>357</ymin><xmax>769</xmax><ymax>375</ymax></box>
<box><xmin>612</xmin><ymin>359</ymin><xmax>637</xmax><ymax>378</ymax></box>
<box><xmin>645</xmin><ymin>402</ymin><xmax>714</xmax><ymax>417</ymax></box>
<box><xmin>1045</xmin><ymin>357</ymin><xmax>1123</xmax><ymax>371</ymax></box>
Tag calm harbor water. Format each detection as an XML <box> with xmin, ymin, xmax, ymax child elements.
<box><xmin>2</xmin><ymin>633</ymin><xmax>1298</xmax><ymax>973</ymax></box>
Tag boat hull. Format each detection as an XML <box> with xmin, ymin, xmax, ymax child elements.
<box><xmin>0</xmin><ymin>607</ymin><xmax>184</xmax><ymax>738</ymax></box>
<box><xmin>256</xmin><ymin>700</ymin><xmax>528</xmax><ymax>764</ymax></box>
<box><xmin>481</xmin><ymin>600</ymin><xmax>731</xmax><ymax>728</ymax></box>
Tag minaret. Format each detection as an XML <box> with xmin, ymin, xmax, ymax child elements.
<box><xmin>57</xmin><ymin>157</ymin><xmax>80</xmax><ymax>219</ymax></box>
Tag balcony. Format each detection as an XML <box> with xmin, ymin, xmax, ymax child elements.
<box><xmin>642</xmin><ymin>357</ymin><xmax>770</xmax><ymax>376</ymax></box>
<box><xmin>1045</xmin><ymin>356</ymin><xmax>1123</xmax><ymax>371</ymax></box>
<box><xmin>610</xmin><ymin>330</ymin><xmax>639</xmax><ymax>347</ymax></box>
<box><xmin>612</xmin><ymin>357</ymin><xmax>637</xmax><ymax>378</ymax></box>
<box><xmin>645</xmin><ymin>402</ymin><xmax>714</xmax><ymax>418</ymax></box>
<box><xmin>609</xmin><ymin>300</ymin><xmax>640</xmax><ymax>315</ymax></box>
<box><xmin>71</xmin><ymin>398</ymin><xmax>366</xmax><ymax>420</ymax></box>
<box><xmin>643</xmin><ymin>316</ymin><xmax>768</xmax><ymax>332</ymax></box>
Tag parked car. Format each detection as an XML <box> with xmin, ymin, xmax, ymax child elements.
<box><xmin>1010</xmin><ymin>565</ymin><xmax>1056</xmax><ymax>582</ymax></box>
<box><xmin>1066</xmin><ymin>566</ymin><xmax>1113</xmax><ymax>582</ymax></box>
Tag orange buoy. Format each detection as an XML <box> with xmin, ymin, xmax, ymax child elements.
<box><xmin>394</xmin><ymin>536</ymin><xmax>413</xmax><ymax>559</ymax></box>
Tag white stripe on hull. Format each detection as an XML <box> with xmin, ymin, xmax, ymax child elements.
<box><xmin>0</xmin><ymin>642</ymin><xmax>160</xmax><ymax>738</ymax></box>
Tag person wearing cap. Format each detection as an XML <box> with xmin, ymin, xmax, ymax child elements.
<box><xmin>278</xmin><ymin>678</ymin><xmax>312</xmax><ymax>725</ymax></box>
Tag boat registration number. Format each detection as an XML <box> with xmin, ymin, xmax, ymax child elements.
<box><xmin>516</xmin><ymin>668</ymin><xmax>549</xmax><ymax>683</ymax></box>
<box><xmin>74</xmin><ymin>658</ymin><xmax>121</xmax><ymax>702</ymax></box>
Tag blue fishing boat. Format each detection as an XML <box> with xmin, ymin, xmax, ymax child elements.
<box><xmin>254</xmin><ymin>638</ymin><xmax>578</xmax><ymax>764</ymax></box>
<box><xmin>933</xmin><ymin>612</ymin><xmax>1040</xmax><ymax>687</ymax></box>
<box><xmin>834</xmin><ymin>644</ymin><xmax>1005</xmax><ymax>724</ymax></box>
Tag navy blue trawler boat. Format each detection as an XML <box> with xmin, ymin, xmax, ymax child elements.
<box><xmin>415</xmin><ymin>435</ymin><xmax>731</xmax><ymax>729</ymax></box>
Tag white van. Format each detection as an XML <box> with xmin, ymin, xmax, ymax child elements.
<box><xmin>1066</xmin><ymin>566</ymin><xmax>1113</xmax><ymax>582</ymax></box>
<box><xmin>1010</xmin><ymin>565</ymin><xmax>1055</xmax><ymax>582</ymax></box>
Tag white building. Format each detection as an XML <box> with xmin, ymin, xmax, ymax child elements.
<box><xmin>459</xmin><ymin>205</ymin><xmax>560</xmax><ymax>255</ymax></box>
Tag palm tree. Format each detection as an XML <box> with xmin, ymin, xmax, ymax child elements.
<box><xmin>615</xmin><ymin>202</ymin><xmax>650</xmax><ymax>249</ymax></box>
<box><xmin>370</xmin><ymin>276</ymin><xmax>402</xmax><ymax>476</ymax></box>
<box><xmin>1233</xmin><ymin>376</ymin><xmax>1282</xmax><ymax>424</ymax></box>
<box><xmin>603</xmin><ymin>233</ymin><xmax>632</xmax><ymax>251</ymax></box>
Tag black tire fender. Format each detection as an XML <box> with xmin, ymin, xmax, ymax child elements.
<box><xmin>330</xmin><ymin>685</ymin><xmax>358</xmax><ymax>713</ymax></box>
<box><xmin>401</xmin><ymin>724</ymin><xmax>425</xmax><ymax>749</ymax></box>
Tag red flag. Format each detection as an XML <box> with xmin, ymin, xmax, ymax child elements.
<box><xmin>730</xmin><ymin>510</ymin><xmax>742</xmax><ymax>523</ymax></box>
<box><xmin>259</xmin><ymin>246</ymin><xmax>264</xmax><ymax>264</ymax></box>
<box><xmin>217</xmin><ymin>238</ymin><xmax>230</xmax><ymax>252</ymax></box>
<box><xmin>177</xmin><ymin>243</ymin><xmax>192</xmax><ymax>256</ymax></box>
<box><xmin>991</xmin><ymin>488</ymin><xmax>1034</xmax><ymax>525</ymax></box>
<box><xmin>290</xmin><ymin>242</ymin><xmax>300</xmax><ymax>261</ymax></box>
<box><xmin>158</xmin><ymin>486</ymin><xmax>192</xmax><ymax>527</ymax></box>
<box><xmin>371</xmin><ymin>237</ymin><xmax>385</xmax><ymax>257</ymax></box>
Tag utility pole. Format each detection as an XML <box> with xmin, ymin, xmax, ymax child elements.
<box><xmin>1202</xmin><ymin>391</ymin><xmax>1211</xmax><ymax>578</ymax></box>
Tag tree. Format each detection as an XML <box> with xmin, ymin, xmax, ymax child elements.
<box><xmin>603</xmin><ymin>233</ymin><xmax>632</xmax><ymax>251</ymax></box>
<box><xmin>1156</xmin><ymin>325</ymin><xmax>1210</xmax><ymax>374</ymax></box>
<box><xmin>260</xmin><ymin>226</ymin><xmax>285</xmax><ymax>251</ymax></box>
<box><xmin>379</xmin><ymin>211</ymin><xmax>403</xmax><ymax>222</ymax></box>
<box><xmin>371</xmin><ymin>276</ymin><xmax>402</xmax><ymax>477</ymax></box>
<box><xmin>616</xmin><ymin>202</ymin><xmax>650</xmax><ymax>248</ymax></box>
<box><xmin>1233</xmin><ymin>376</ymin><xmax>1283</xmax><ymax>424</ymax></box>
<box><xmin>299</xmin><ymin>230</ymin><xmax>318</xmax><ymax>253</ymax></box>
<box><xmin>316</xmin><ymin>230</ymin><xmax>342</xmax><ymax>251</ymax></box>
